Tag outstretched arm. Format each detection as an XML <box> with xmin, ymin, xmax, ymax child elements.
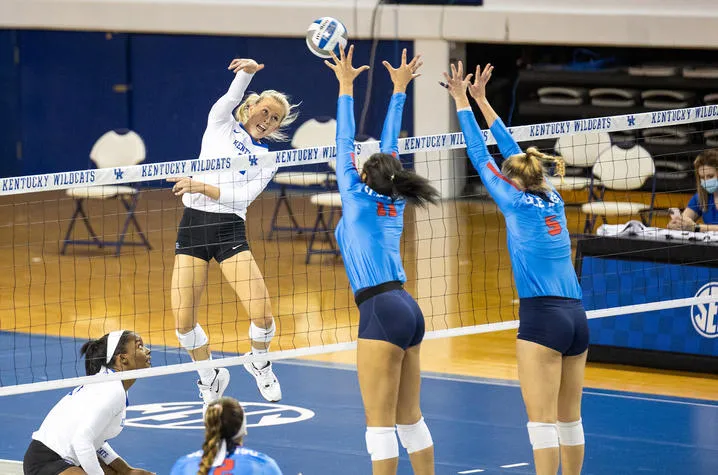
<box><xmin>325</xmin><ymin>45</ymin><xmax>370</xmax><ymax>192</ymax></box>
<box><xmin>380</xmin><ymin>49</ymin><xmax>422</xmax><ymax>157</ymax></box>
<box><xmin>207</xmin><ymin>58</ymin><xmax>264</xmax><ymax>125</ymax></box>
<box><xmin>468</xmin><ymin>64</ymin><xmax>521</xmax><ymax>159</ymax></box>
<box><xmin>444</xmin><ymin>61</ymin><xmax>521</xmax><ymax>211</ymax></box>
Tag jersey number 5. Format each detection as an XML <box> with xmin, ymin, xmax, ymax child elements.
<box><xmin>545</xmin><ymin>215</ymin><xmax>562</xmax><ymax>236</ymax></box>
<box><xmin>213</xmin><ymin>459</ymin><xmax>235</xmax><ymax>475</ymax></box>
<box><xmin>377</xmin><ymin>203</ymin><xmax>397</xmax><ymax>217</ymax></box>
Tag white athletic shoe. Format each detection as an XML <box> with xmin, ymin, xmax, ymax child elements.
<box><xmin>197</xmin><ymin>368</ymin><xmax>230</xmax><ymax>411</ymax></box>
<box><xmin>244</xmin><ymin>353</ymin><xmax>282</xmax><ymax>402</ymax></box>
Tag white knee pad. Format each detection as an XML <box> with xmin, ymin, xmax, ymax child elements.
<box><xmin>176</xmin><ymin>324</ymin><xmax>208</xmax><ymax>350</ymax></box>
<box><xmin>396</xmin><ymin>417</ymin><xmax>433</xmax><ymax>454</ymax></box>
<box><xmin>249</xmin><ymin>321</ymin><xmax>276</xmax><ymax>343</ymax></box>
<box><xmin>365</xmin><ymin>427</ymin><xmax>399</xmax><ymax>461</ymax></box>
<box><xmin>557</xmin><ymin>419</ymin><xmax>585</xmax><ymax>446</ymax></box>
<box><xmin>527</xmin><ymin>422</ymin><xmax>559</xmax><ymax>450</ymax></box>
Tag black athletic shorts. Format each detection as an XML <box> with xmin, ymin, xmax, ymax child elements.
<box><xmin>518</xmin><ymin>296</ymin><xmax>590</xmax><ymax>356</ymax></box>
<box><xmin>175</xmin><ymin>207</ymin><xmax>250</xmax><ymax>263</ymax></box>
<box><xmin>23</xmin><ymin>439</ymin><xmax>76</xmax><ymax>475</ymax></box>
<box><xmin>356</xmin><ymin>281</ymin><xmax>425</xmax><ymax>350</ymax></box>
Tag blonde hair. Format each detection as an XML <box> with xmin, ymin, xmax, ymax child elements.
<box><xmin>234</xmin><ymin>90</ymin><xmax>299</xmax><ymax>142</ymax></box>
<box><xmin>694</xmin><ymin>149</ymin><xmax>718</xmax><ymax>213</ymax></box>
<box><xmin>197</xmin><ymin>404</ymin><xmax>223</xmax><ymax>475</ymax></box>
<box><xmin>501</xmin><ymin>146</ymin><xmax>565</xmax><ymax>193</ymax></box>
<box><xmin>197</xmin><ymin>398</ymin><xmax>245</xmax><ymax>475</ymax></box>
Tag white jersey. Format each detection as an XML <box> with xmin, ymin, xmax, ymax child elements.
<box><xmin>183</xmin><ymin>71</ymin><xmax>278</xmax><ymax>219</ymax></box>
<box><xmin>32</xmin><ymin>368</ymin><xmax>126</xmax><ymax>475</ymax></box>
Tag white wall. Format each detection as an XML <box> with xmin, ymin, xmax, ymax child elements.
<box><xmin>1</xmin><ymin>0</ymin><xmax>718</xmax><ymax>48</ymax></box>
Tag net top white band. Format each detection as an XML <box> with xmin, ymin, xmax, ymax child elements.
<box><xmin>1</xmin><ymin>105</ymin><xmax>716</xmax><ymax>196</ymax></box>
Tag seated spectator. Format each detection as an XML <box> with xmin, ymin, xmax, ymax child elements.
<box><xmin>668</xmin><ymin>149</ymin><xmax>718</xmax><ymax>232</ymax></box>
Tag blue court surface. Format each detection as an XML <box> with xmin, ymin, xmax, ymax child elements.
<box><xmin>1</xmin><ymin>332</ymin><xmax>717</xmax><ymax>475</ymax></box>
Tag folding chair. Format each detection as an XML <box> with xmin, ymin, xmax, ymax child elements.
<box><xmin>269</xmin><ymin>117</ymin><xmax>337</xmax><ymax>238</ymax></box>
<box><xmin>581</xmin><ymin>144</ymin><xmax>656</xmax><ymax>234</ymax></box>
<box><xmin>550</xmin><ymin>131</ymin><xmax>610</xmax><ymax>193</ymax></box>
<box><xmin>61</xmin><ymin>130</ymin><xmax>151</xmax><ymax>256</ymax></box>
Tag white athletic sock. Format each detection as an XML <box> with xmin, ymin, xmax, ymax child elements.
<box><xmin>251</xmin><ymin>347</ymin><xmax>269</xmax><ymax>369</ymax></box>
<box><xmin>198</xmin><ymin>356</ymin><xmax>216</xmax><ymax>385</ymax></box>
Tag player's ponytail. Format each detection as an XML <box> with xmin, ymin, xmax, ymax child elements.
<box><xmin>80</xmin><ymin>330</ymin><xmax>131</xmax><ymax>376</ymax></box>
<box><xmin>198</xmin><ymin>404</ymin><xmax>224</xmax><ymax>475</ymax></box>
<box><xmin>234</xmin><ymin>90</ymin><xmax>300</xmax><ymax>142</ymax></box>
<box><xmin>502</xmin><ymin>147</ymin><xmax>565</xmax><ymax>193</ymax></box>
<box><xmin>362</xmin><ymin>153</ymin><xmax>440</xmax><ymax>207</ymax></box>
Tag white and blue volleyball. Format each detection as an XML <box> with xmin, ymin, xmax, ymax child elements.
<box><xmin>306</xmin><ymin>17</ymin><xmax>348</xmax><ymax>59</ymax></box>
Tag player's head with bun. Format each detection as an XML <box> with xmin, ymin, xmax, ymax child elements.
<box><xmin>694</xmin><ymin>148</ymin><xmax>718</xmax><ymax>212</ymax></box>
<box><xmin>235</xmin><ymin>90</ymin><xmax>299</xmax><ymax>142</ymax></box>
<box><xmin>80</xmin><ymin>330</ymin><xmax>151</xmax><ymax>376</ymax></box>
<box><xmin>502</xmin><ymin>147</ymin><xmax>565</xmax><ymax>193</ymax></box>
<box><xmin>361</xmin><ymin>153</ymin><xmax>440</xmax><ymax>207</ymax></box>
<box><xmin>198</xmin><ymin>397</ymin><xmax>247</xmax><ymax>475</ymax></box>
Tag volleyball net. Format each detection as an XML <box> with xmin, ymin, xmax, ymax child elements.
<box><xmin>1</xmin><ymin>105</ymin><xmax>717</xmax><ymax>396</ymax></box>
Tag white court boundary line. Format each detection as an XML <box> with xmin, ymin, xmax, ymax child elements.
<box><xmin>1</xmin><ymin>105</ymin><xmax>716</xmax><ymax>196</ymax></box>
<box><xmin>1</xmin><ymin>294</ymin><xmax>717</xmax><ymax>397</ymax></box>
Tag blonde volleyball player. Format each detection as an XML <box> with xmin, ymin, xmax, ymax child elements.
<box><xmin>24</xmin><ymin>331</ymin><xmax>154</xmax><ymax>475</ymax></box>
<box><xmin>325</xmin><ymin>45</ymin><xmax>439</xmax><ymax>475</ymax></box>
<box><xmin>444</xmin><ymin>62</ymin><xmax>588</xmax><ymax>475</ymax></box>
<box><xmin>168</xmin><ymin>58</ymin><xmax>298</xmax><ymax>406</ymax></box>
<box><xmin>170</xmin><ymin>397</ymin><xmax>283</xmax><ymax>475</ymax></box>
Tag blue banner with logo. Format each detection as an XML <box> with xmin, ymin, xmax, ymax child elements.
<box><xmin>581</xmin><ymin>257</ymin><xmax>718</xmax><ymax>356</ymax></box>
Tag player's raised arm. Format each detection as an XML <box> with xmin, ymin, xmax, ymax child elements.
<box><xmin>379</xmin><ymin>48</ymin><xmax>422</xmax><ymax>157</ymax></box>
<box><xmin>324</xmin><ymin>45</ymin><xmax>370</xmax><ymax>192</ymax></box>
<box><xmin>468</xmin><ymin>64</ymin><xmax>522</xmax><ymax>159</ymax></box>
<box><xmin>443</xmin><ymin>61</ymin><xmax>522</xmax><ymax>211</ymax></box>
<box><xmin>207</xmin><ymin>58</ymin><xmax>265</xmax><ymax>125</ymax></box>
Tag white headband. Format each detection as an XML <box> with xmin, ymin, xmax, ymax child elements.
<box><xmin>106</xmin><ymin>330</ymin><xmax>126</xmax><ymax>364</ymax></box>
<box><xmin>211</xmin><ymin>408</ymin><xmax>248</xmax><ymax>467</ymax></box>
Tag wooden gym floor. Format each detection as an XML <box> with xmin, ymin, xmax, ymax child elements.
<box><xmin>0</xmin><ymin>187</ymin><xmax>715</xmax><ymax>400</ymax></box>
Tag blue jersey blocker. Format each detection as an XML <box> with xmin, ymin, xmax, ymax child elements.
<box><xmin>335</xmin><ymin>93</ymin><xmax>425</xmax><ymax>349</ymax></box>
<box><xmin>459</xmin><ymin>110</ymin><xmax>588</xmax><ymax>355</ymax></box>
<box><xmin>171</xmin><ymin>446</ymin><xmax>282</xmax><ymax>475</ymax></box>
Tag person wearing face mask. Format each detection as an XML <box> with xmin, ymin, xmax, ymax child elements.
<box><xmin>167</xmin><ymin>58</ymin><xmax>299</xmax><ymax>409</ymax></box>
<box><xmin>668</xmin><ymin>149</ymin><xmax>718</xmax><ymax>232</ymax></box>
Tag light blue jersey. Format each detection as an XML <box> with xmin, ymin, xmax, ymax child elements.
<box><xmin>170</xmin><ymin>446</ymin><xmax>282</xmax><ymax>475</ymax></box>
<box><xmin>334</xmin><ymin>93</ymin><xmax>407</xmax><ymax>294</ymax></box>
<box><xmin>458</xmin><ymin>110</ymin><xmax>581</xmax><ymax>299</ymax></box>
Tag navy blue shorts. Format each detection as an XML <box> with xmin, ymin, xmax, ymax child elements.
<box><xmin>356</xmin><ymin>283</ymin><xmax>425</xmax><ymax>350</ymax></box>
<box><xmin>518</xmin><ymin>296</ymin><xmax>589</xmax><ymax>356</ymax></box>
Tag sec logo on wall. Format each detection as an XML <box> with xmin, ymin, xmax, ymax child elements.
<box><xmin>692</xmin><ymin>283</ymin><xmax>718</xmax><ymax>338</ymax></box>
<box><xmin>124</xmin><ymin>401</ymin><xmax>315</xmax><ymax>430</ymax></box>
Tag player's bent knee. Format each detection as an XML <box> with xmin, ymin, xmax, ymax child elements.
<box><xmin>365</xmin><ymin>427</ymin><xmax>399</xmax><ymax>461</ymax></box>
<box><xmin>527</xmin><ymin>422</ymin><xmax>559</xmax><ymax>450</ymax></box>
<box><xmin>249</xmin><ymin>321</ymin><xmax>276</xmax><ymax>343</ymax></box>
<box><xmin>396</xmin><ymin>417</ymin><xmax>433</xmax><ymax>453</ymax></box>
<box><xmin>557</xmin><ymin>419</ymin><xmax>585</xmax><ymax>446</ymax></box>
<box><xmin>176</xmin><ymin>324</ymin><xmax>209</xmax><ymax>350</ymax></box>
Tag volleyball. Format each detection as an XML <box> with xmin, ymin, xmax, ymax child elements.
<box><xmin>305</xmin><ymin>17</ymin><xmax>348</xmax><ymax>59</ymax></box>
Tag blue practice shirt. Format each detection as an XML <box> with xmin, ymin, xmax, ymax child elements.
<box><xmin>170</xmin><ymin>446</ymin><xmax>282</xmax><ymax>475</ymax></box>
<box><xmin>687</xmin><ymin>192</ymin><xmax>718</xmax><ymax>224</ymax></box>
<box><xmin>458</xmin><ymin>109</ymin><xmax>582</xmax><ymax>300</ymax></box>
<box><xmin>334</xmin><ymin>93</ymin><xmax>407</xmax><ymax>294</ymax></box>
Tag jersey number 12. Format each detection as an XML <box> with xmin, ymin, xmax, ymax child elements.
<box><xmin>213</xmin><ymin>459</ymin><xmax>235</xmax><ymax>475</ymax></box>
